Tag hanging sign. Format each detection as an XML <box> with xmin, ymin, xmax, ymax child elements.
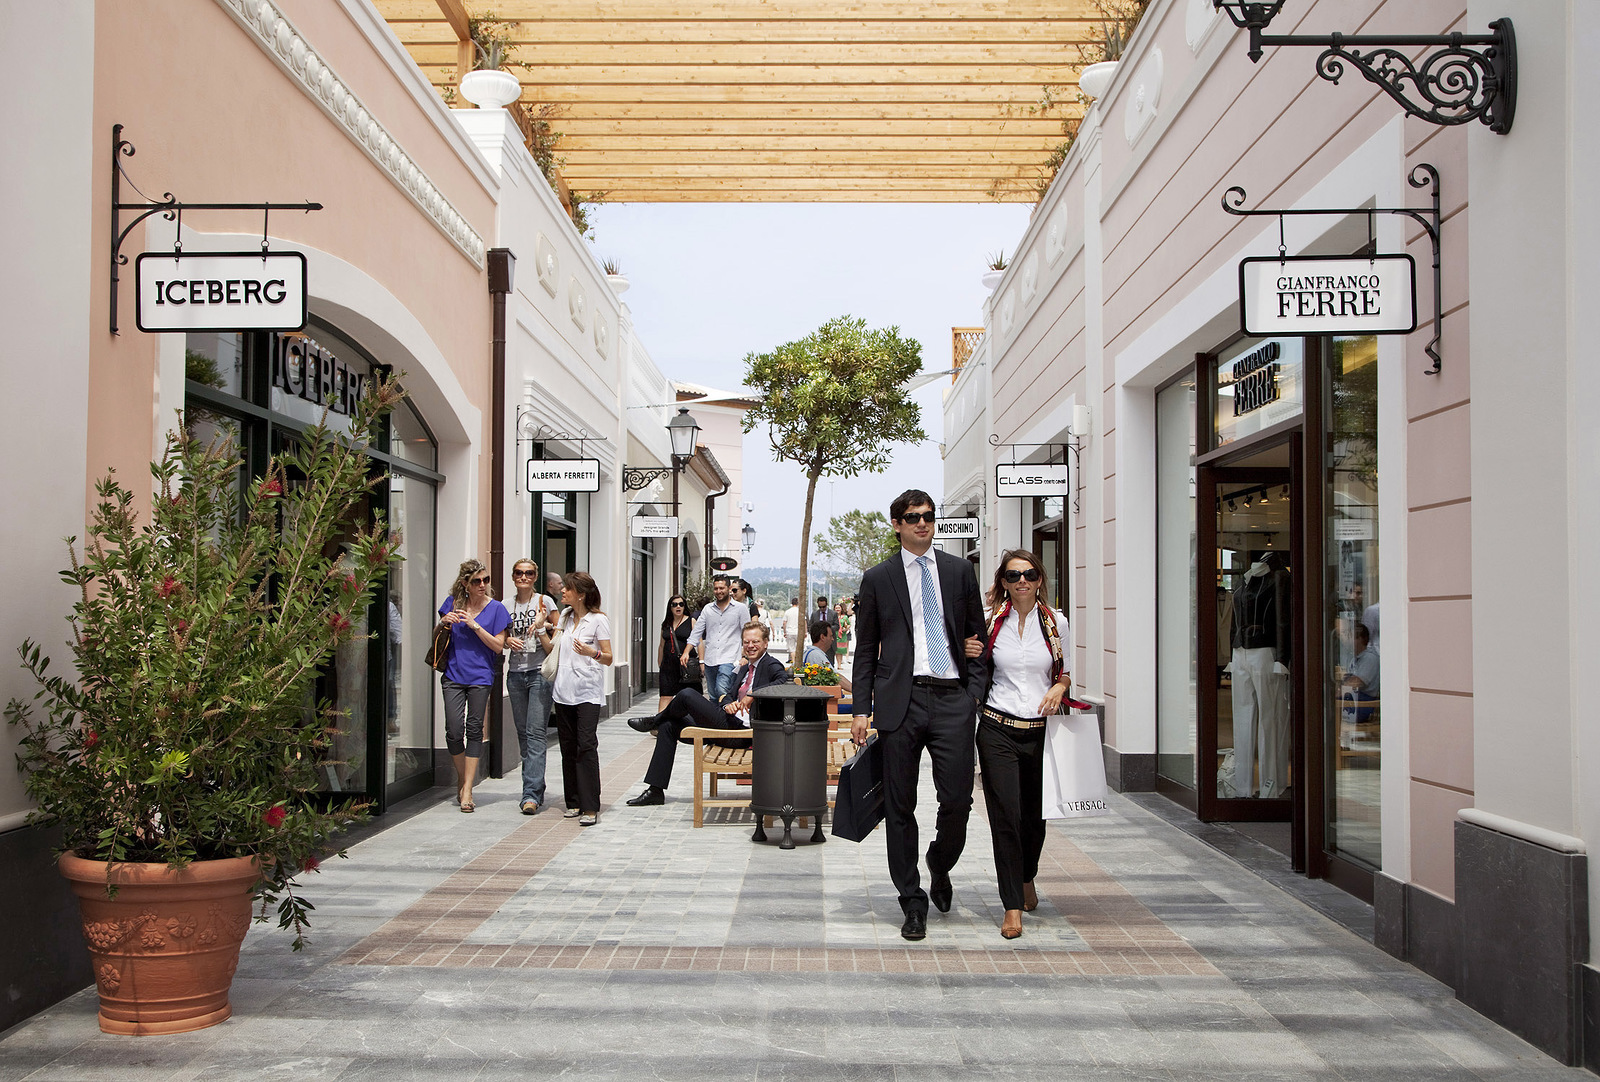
<box><xmin>1239</xmin><ymin>255</ymin><xmax>1417</xmax><ymax>336</ymax></box>
<box><xmin>996</xmin><ymin>462</ymin><xmax>1070</xmax><ymax>498</ymax></box>
<box><xmin>935</xmin><ymin>517</ymin><xmax>980</xmax><ymax>540</ymax></box>
<box><xmin>630</xmin><ymin>516</ymin><xmax>680</xmax><ymax>538</ymax></box>
<box><xmin>135</xmin><ymin>252</ymin><xmax>307</xmax><ymax>333</ymax></box>
<box><xmin>526</xmin><ymin>458</ymin><xmax>600</xmax><ymax>492</ymax></box>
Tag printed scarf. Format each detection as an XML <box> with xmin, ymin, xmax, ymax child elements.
<box><xmin>982</xmin><ymin>600</ymin><xmax>1066</xmax><ymax>688</ymax></box>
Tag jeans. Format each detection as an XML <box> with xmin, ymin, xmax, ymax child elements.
<box><xmin>703</xmin><ymin>663</ymin><xmax>736</xmax><ymax>700</ymax></box>
<box><xmin>506</xmin><ymin>668</ymin><xmax>552</xmax><ymax>806</ymax></box>
<box><xmin>440</xmin><ymin>678</ymin><xmax>490</xmax><ymax>757</ymax></box>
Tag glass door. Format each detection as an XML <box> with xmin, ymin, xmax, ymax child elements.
<box><xmin>1197</xmin><ymin>461</ymin><xmax>1297</xmax><ymax>824</ymax></box>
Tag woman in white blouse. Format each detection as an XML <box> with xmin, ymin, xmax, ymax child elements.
<box><xmin>535</xmin><ymin>571</ymin><xmax>612</xmax><ymax>826</ymax></box>
<box><xmin>967</xmin><ymin>550</ymin><xmax>1071</xmax><ymax>940</ymax></box>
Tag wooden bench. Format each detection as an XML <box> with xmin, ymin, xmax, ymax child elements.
<box><xmin>679</xmin><ymin>692</ymin><xmax>864</xmax><ymax>828</ymax></box>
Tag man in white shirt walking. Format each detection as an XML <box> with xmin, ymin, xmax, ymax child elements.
<box><xmin>683</xmin><ymin>574</ymin><xmax>750</xmax><ymax>700</ymax></box>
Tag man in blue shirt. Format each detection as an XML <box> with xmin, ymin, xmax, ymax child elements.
<box><xmin>683</xmin><ymin>574</ymin><xmax>750</xmax><ymax>700</ymax></box>
<box><xmin>803</xmin><ymin>621</ymin><xmax>852</xmax><ymax>693</ymax></box>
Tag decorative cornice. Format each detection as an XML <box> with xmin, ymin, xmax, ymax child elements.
<box><xmin>212</xmin><ymin>0</ymin><xmax>486</xmax><ymax>268</ymax></box>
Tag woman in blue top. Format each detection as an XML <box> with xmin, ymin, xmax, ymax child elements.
<box><xmin>438</xmin><ymin>558</ymin><xmax>511</xmax><ymax>812</ymax></box>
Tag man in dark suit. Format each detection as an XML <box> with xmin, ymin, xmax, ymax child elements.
<box><xmin>624</xmin><ymin>621</ymin><xmax>787</xmax><ymax>805</ymax></box>
<box><xmin>851</xmin><ymin>489</ymin><xmax>985</xmax><ymax>940</ymax></box>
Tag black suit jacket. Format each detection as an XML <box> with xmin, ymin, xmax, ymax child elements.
<box><xmin>851</xmin><ymin>548</ymin><xmax>985</xmax><ymax>730</ymax></box>
<box><xmin>719</xmin><ymin>652</ymin><xmax>788</xmax><ymax>708</ymax></box>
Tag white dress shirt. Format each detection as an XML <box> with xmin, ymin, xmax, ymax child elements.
<box><xmin>901</xmin><ymin>547</ymin><xmax>954</xmax><ymax>678</ymax></box>
<box><xmin>986</xmin><ymin>605</ymin><xmax>1071</xmax><ymax>719</ymax></box>
<box><xmin>686</xmin><ymin>599</ymin><xmax>750</xmax><ymax>667</ymax></box>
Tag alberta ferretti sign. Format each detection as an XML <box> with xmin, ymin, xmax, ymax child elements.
<box><xmin>1239</xmin><ymin>255</ymin><xmax>1417</xmax><ymax>336</ymax></box>
<box><xmin>526</xmin><ymin>459</ymin><xmax>601</xmax><ymax>492</ymax></box>
<box><xmin>135</xmin><ymin>252</ymin><xmax>308</xmax><ymax>333</ymax></box>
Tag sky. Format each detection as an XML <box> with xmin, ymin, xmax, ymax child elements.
<box><xmin>587</xmin><ymin>201</ymin><xmax>1033</xmax><ymax>575</ymax></box>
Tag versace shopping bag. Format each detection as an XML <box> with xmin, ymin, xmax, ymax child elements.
<box><xmin>1041</xmin><ymin>712</ymin><xmax>1111</xmax><ymax>819</ymax></box>
<box><xmin>830</xmin><ymin>734</ymin><xmax>886</xmax><ymax>841</ymax></box>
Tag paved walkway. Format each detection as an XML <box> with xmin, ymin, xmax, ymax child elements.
<box><xmin>0</xmin><ymin>695</ymin><xmax>1585</xmax><ymax>1081</ymax></box>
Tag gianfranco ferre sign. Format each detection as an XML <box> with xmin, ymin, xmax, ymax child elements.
<box><xmin>526</xmin><ymin>458</ymin><xmax>601</xmax><ymax>493</ymax></box>
<box><xmin>135</xmin><ymin>252</ymin><xmax>307</xmax><ymax>333</ymax></box>
<box><xmin>935</xmin><ymin>517</ymin><xmax>980</xmax><ymax>540</ymax></box>
<box><xmin>996</xmin><ymin>462</ymin><xmax>1070</xmax><ymax>498</ymax></box>
<box><xmin>630</xmin><ymin>516</ymin><xmax>680</xmax><ymax>538</ymax></box>
<box><xmin>1240</xmin><ymin>255</ymin><xmax>1417</xmax><ymax>336</ymax></box>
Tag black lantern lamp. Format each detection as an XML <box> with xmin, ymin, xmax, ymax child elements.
<box><xmin>667</xmin><ymin>406</ymin><xmax>701</xmax><ymax>462</ymax></box>
<box><xmin>1211</xmin><ymin>1</ymin><xmax>1515</xmax><ymax>134</ymax></box>
<box><xmin>741</xmin><ymin>523</ymin><xmax>756</xmax><ymax>553</ymax></box>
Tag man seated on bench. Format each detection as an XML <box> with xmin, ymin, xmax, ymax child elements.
<box><xmin>802</xmin><ymin>620</ymin><xmax>852</xmax><ymax>694</ymax></box>
<box><xmin>624</xmin><ymin>621</ymin><xmax>788</xmax><ymax>807</ymax></box>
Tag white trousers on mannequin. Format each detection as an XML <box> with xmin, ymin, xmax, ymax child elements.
<box><xmin>1230</xmin><ymin>646</ymin><xmax>1291</xmax><ymax>797</ymax></box>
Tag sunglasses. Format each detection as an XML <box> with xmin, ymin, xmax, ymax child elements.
<box><xmin>897</xmin><ymin>511</ymin><xmax>936</xmax><ymax>525</ymax></box>
<box><xmin>469</xmin><ymin>576</ymin><xmax>492</xmax><ymax>586</ymax></box>
<box><xmin>1002</xmin><ymin>568</ymin><xmax>1042</xmax><ymax>583</ymax></box>
<box><xmin>512</xmin><ymin>569</ymin><xmax>537</xmax><ymax>577</ymax></box>
<box><xmin>672</xmin><ymin>601</ymin><xmax>685</xmax><ymax>607</ymax></box>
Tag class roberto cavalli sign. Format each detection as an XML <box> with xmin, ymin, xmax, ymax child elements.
<box><xmin>1240</xmin><ymin>255</ymin><xmax>1417</xmax><ymax>337</ymax></box>
<box><xmin>135</xmin><ymin>252</ymin><xmax>308</xmax><ymax>333</ymax></box>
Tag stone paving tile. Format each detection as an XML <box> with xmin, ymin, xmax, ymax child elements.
<box><xmin>2</xmin><ymin>695</ymin><xmax>1592</xmax><ymax>1082</ymax></box>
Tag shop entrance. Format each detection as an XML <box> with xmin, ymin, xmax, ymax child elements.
<box><xmin>1196</xmin><ymin>446</ymin><xmax>1301</xmax><ymax>862</ymax></box>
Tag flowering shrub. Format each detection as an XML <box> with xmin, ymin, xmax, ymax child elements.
<box><xmin>6</xmin><ymin>376</ymin><xmax>404</xmax><ymax>948</ymax></box>
<box><xmin>796</xmin><ymin>662</ymin><xmax>841</xmax><ymax>687</ymax></box>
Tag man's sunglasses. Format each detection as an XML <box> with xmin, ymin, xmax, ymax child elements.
<box><xmin>469</xmin><ymin>576</ymin><xmax>492</xmax><ymax>586</ymax></box>
<box><xmin>897</xmin><ymin>511</ymin><xmax>936</xmax><ymax>525</ymax></box>
<box><xmin>1002</xmin><ymin>568</ymin><xmax>1042</xmax><ymax>583</ymax></box>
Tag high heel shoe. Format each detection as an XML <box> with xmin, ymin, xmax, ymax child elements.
<box><xmin>1022</xmin><ymin>881</ymin><xmax>1038</xmax><ymax>912</ymax></box>
<box><xmin>1001</xmin><ymin>910</ymin><xmax>1023</xmax><ymax>939</ymax></box>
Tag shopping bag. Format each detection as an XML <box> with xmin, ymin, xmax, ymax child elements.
<box><xmin>830</xmin><ymin>734</ymin><xmax>886</xmax><ymax>841</ymax></box>
<box><xmin>1041</xmin><ymin>712</ymin><xmax>1111</xmax><ymax>819</ymax></box>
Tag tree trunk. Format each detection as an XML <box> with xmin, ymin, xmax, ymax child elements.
<box><xmin>797</xmin><ymin>466</ymin><xmax>822</xmax><ymax>635</ymax></box>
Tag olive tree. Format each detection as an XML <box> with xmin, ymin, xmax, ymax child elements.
<box><xmin>742</xmin><ymin>316</ymin><xmax>926</xmax><ymax>611</ymax></box>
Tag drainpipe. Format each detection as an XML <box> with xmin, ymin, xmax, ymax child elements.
<box><xmin>486</xmin><ymin>248</ymin><xmax>515</xmax><ymax>780</ymax></box>
<box><xmin>704</xmin><ymin>463</ymin><xmax>730</xmax><ymax>578</ymax></box>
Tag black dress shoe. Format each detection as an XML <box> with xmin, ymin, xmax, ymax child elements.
<box><xmin>900</xmin><ymin>910</ymin><xmax>927</xmax><ymax>941</ymax></box>
<box><xmin>929</xmin><ymin>869</ymin><xmax>953</xmax><ymax>913</ymax></box>
<box><xmin>625</xmin><ymin>786</ymin><xmax>665</xmax><ymax>806</ymax></box>
<box><xmin>628</xmin><ymin>715</ymin><xmax>660</xmax><ymax>733</ymax></box>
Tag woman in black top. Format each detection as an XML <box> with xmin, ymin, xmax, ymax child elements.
<box><xmin>657</xmin><ymin>594</ymin><xmax>700</xmax><ymax>710</ymax></box>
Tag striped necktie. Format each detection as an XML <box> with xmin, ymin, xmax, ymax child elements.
<box><xmin>919</xmin><ymin>555</ymin><xmax>953</xmax><ymax>677</ymax></box>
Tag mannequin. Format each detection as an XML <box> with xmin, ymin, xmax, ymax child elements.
<box><xmin>1229</xmin><ymin>551</ymin><xmax>1291</xmax><ymax>797</ymax></box>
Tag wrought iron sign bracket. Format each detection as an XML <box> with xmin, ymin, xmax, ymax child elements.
<box><xmin>109</xmin><ymin>124</ymin><xmax>322</xmax><ymax>335</ymax></box>
<box><xmin>621</xmin><ymin>466</ymin><xmax>675</xmax><ymax>492</ymax></box>
<box><xmin>1212</xmin><ymin>3</ymin><xmax>1516</xmax><ymax>134</ymax></box>
<box><xmin>990</xmin><ymin>435</ymin><xmax>1083</xmax><ymax>516</ymax></box>
<box><xmin>1222</xmin><ymin>163</ymin><xmax>1443</xmax><ymax>374</ymax></box>
<box><xmin>516</xmin><ymin>410</ymin><xmax>604</xmax><ymax>494</ymax></box>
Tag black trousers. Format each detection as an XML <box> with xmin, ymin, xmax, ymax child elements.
<box><xmin>975</xmin><ymin>719</ymin><xmax>1047</xmax><ymax>912</ymax></box>
<box><xmin>643</xmin><ymin>688</ymin><xmax>748</xmax><ymax>788</ymax></box>
<box><xmin>879</xmin><ymin>684</ymin><xmax>977</xmax><ymax>914</ymax></box>
<box><xmin>553</xmin><ymin>700</ymin><xmax>602</xmax><ymax>813</ymax></box>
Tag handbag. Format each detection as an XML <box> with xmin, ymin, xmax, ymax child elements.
<box><xmin>540</xmin><ymin>625</ymin><xmax>563</xmax><ymax>681</ymax></box>
<box><xmin>830</xmin><ymin>734</ymin><xmax>886</xmax><ymax>841</ymax></box>
<box><xmin>424</xmin><ymin>619</ymin><xmax>452</xmax><ymax>674</ymax></box>
<box><xmin>684</xmin><ymin>648</ymin><xmax>703</xmax><ymax>684</ymax></box>
<box><xmin>1041</xmin><ymin>710</ymin><xmax>1111</xmax><ymax>819</ymax></box>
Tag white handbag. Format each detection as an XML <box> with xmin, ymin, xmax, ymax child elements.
<box><xmin>540</xmin><ymin>625</ymin><xmax>563</xmax><ymax>681</ymax></box>
<box><xmin>1041</xmin><ymin>711</ymin><xmax>1111</xmax><ymax>819</ymax></box>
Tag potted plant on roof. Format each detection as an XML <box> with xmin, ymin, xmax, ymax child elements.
<box><xmin>5</xmin><ymin>377</ymin><xmax>402</xmax><ymax>1035</ymax></box>
<box><xmin>458</xmin><ymin>13</ymin><xmax>526</xmax><ymax>109</ymax></box>
<box><xmin>983</xmin><ymin>251</ymin><xmax>1008</xmax><ymax>292</ymax></box>
<box><xmin>602</xmin><ymin>258</ymin><xmax>629</xmax><ymax>296</ymax></box>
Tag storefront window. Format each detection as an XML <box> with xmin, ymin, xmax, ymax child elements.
<box><xmin>1156</xmin><ymin>375</ymin><xmax>1198</xmax><ymax>788</ymax></box>
<box><xmin>1214</xmin><ymin>337</ymin><xmax>1305</xmax><ymax>447</ymax></box>
<box><xmin>386</xmin><ymin>474</ymin><xmax>436</xmax><ymax>786</ymax></box>
<box><xmin>1325</xmin><ymin>335</ymin><xmax>1381</xmax><ymax>867</ymax></box>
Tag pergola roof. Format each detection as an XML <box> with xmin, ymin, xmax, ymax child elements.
<box><xmin>375</xmin><ymin>1</ymin><xmax>1105</xmax><ymax>202</ymax></box>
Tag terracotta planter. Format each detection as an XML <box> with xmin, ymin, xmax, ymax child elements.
<box><xmin>59</xmin><ymin>853</ymin><xmax>258</xmax><ymax>1035</ymax></box>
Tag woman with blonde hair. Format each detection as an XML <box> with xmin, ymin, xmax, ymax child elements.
<box><xmin>437</xmin><ymin>558</ymin><xmax>511</xmax><ymax>812</ymax></box>
<box><xmin>505</xmin><ymin>557</ymin><xmax>558</xmax><ymax>814</ymax></box>
<box><xmin>534</xmin><ymin>571</ymin><xmax>612</xmax><ymax>825</ymax></box>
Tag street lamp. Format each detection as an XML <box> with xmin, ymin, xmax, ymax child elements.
<box><xmin>666</xmin><ymin>408</ymin><xmax>701</xmax><ymax>588</ymax></box>
<box><xmin>741</xmin><ymin>523</ymin><xmax>756</xmax><ymax>553</ymax></box>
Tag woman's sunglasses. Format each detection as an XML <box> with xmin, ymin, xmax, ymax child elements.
<box><xmin>512</xmin><ymin>569</ymin><xmax>538</xmax><ymax>577</ymax></box>
<box><xmin>1002</xmin><ymin>568</ymin><xmax>1042</xmax><ymax>583</ymax></box>
<box><xmin>469</xmin><ymin>575</ymin><xmax>492</xmax><ymax>586</ymax></box>
<box><xmin>897</xmin><ymin>511</ymin><xmax>936</xmax><ymax>525</ymax></box>
<box><xmin>672</xmin><ymin>601</ymin><xmax>685</xmax><ymax>608</ymax></box>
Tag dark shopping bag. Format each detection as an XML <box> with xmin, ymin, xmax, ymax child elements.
<box><xmin>831</xmin><ymin>734</ymin><xmax>886</xmax><ymax>842</ymax></box>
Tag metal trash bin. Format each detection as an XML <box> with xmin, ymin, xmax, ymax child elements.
<box><xmin>749</xmin><ymin>685</ymin><xmax>832</xmax><ymax>849</ymax></box>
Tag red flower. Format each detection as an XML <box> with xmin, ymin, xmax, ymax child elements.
<box><xmin>157</xmin><ymin>576</ymin><xmax>179</xmax><ymax>599</ymax></box>
<box><xmin>329</xmin><ymin>613</ymin><xmax>352</xmax><ymax>635</ymax></box>
<box><xmin>303</xmin><ymin>856</ymin><xmax>321</xmax><ymax>873</ymax></box>
<box><xmin>262</xmin><ymin>805</ymin><xmax>287</xmax><ymax>828</ymax></box>
<box><xmin>173</xmin><ymin>619</ymin><xmax>189</xmax><ymax>635</ymax></box>
<box><xmin>83</xmin><ymin>729</ymin><xmax>99</xmax><ymax>750</ymax></box>
<box><xmin>259</xmin><ymin>478</ymin><xmax>283</xmax><ymax>498</ymax></box>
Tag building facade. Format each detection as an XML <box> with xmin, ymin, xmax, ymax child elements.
<box><xmin>943</xmin><ymin>0</ymin><xmax>1598</xmax><ymax>1066</ymax></box>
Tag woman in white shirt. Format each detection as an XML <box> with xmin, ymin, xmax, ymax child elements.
<box><xmin>535</xmin><ymin>571</ymin><xmax>612</xmax><ymax>826</ymax></box>
<box><xmin>967</xmin><ymin>550</ymin><xmax>1071</xmax><ymax>940</ymax></box>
